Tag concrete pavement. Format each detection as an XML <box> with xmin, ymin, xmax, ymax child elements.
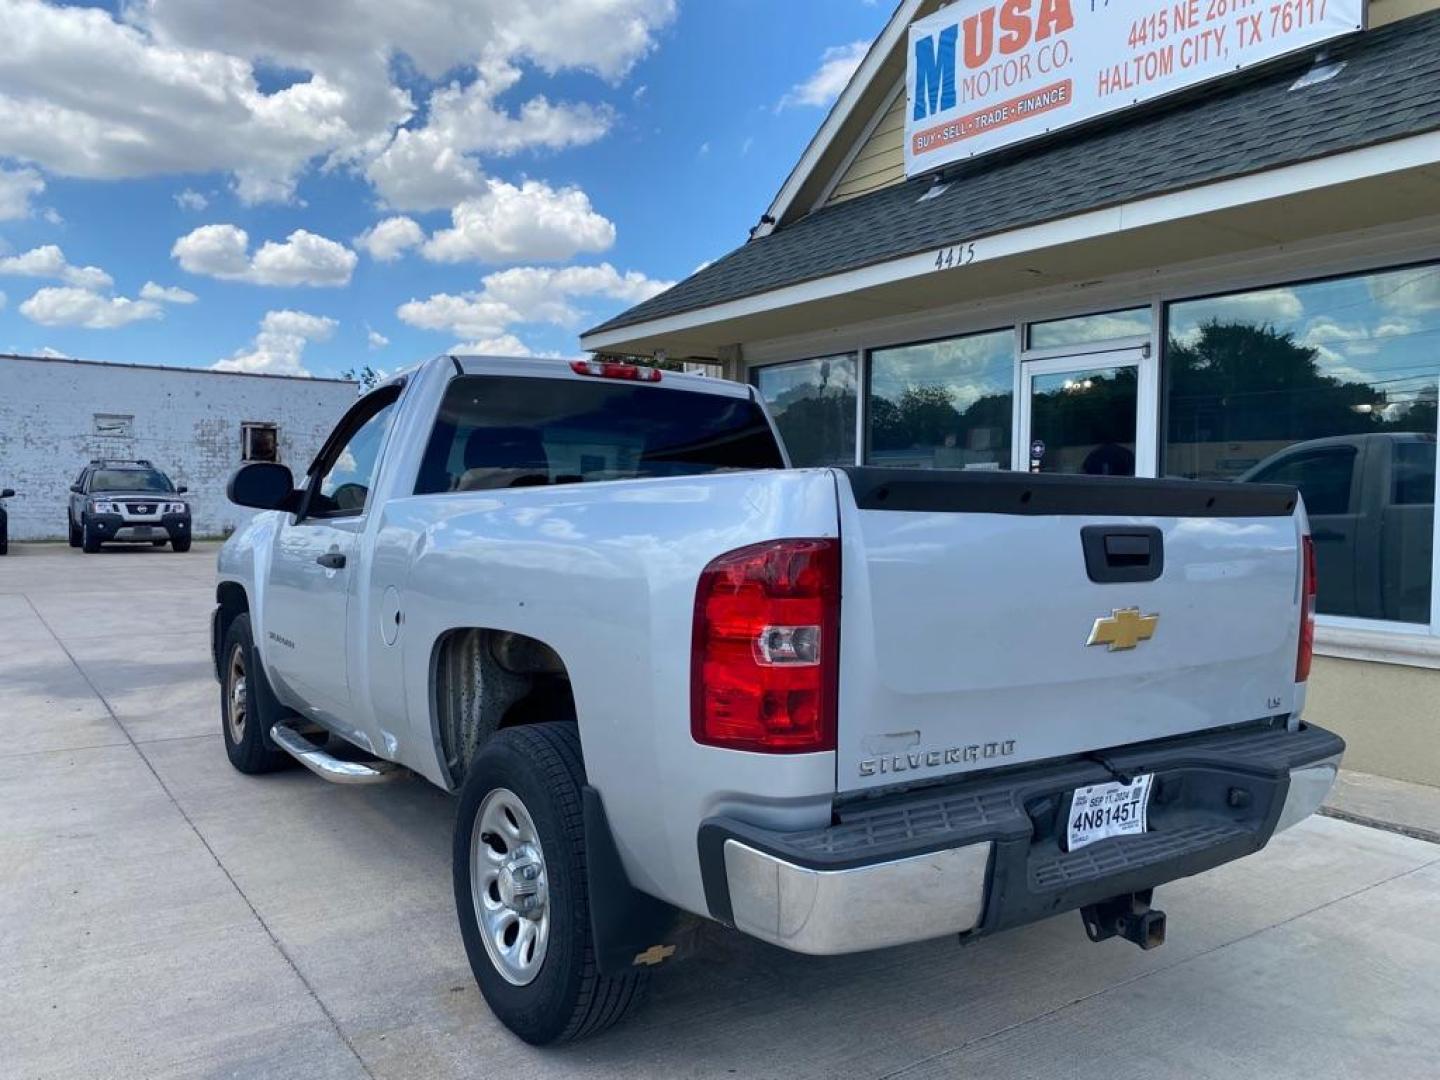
<box><xmin>2</xmin><ymin>540</ymin><xmax>1438</xmax><ymax>1079</ymax></box>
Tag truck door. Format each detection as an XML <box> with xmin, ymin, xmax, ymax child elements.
<box><xmin>1247</xmin><ymin>442</ymin><xmax>1364</xmax><ymax>617</ymax></box>
<box><xmin>262</xmin><ymin>388</ymin><xmax>399</xmax><ymax>732</ymax></box>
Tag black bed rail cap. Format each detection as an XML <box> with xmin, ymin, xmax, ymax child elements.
<box><xmin>840</xmin><ymin>467</ymin><xmax>1298</xmax><ymax>518</ymax></box>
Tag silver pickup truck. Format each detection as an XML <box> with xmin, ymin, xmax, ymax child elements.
<box><xmin>214</xmin><ymin>353</ymin><xmax>1343</xmax><ymax>1044</ymax></box>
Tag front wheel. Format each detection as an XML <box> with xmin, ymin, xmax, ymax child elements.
<box><xmin>220</xmin><ymin>613</ymin><xmax>288</xmax><ymax>774</ymax></box>
<box><xmin>81</xmin><ymin>519</ymin><xmax>101</xmax><ymax>553</ymax></box>
<box><xmin>453</xmin><ymin>723</ymin><xmax>647</xmax><ymax>1044</ymax></box>
<box><xmin>172</xmin><ymin>536</ymin><xmax>191</xmax><ymax>553</ymax></box>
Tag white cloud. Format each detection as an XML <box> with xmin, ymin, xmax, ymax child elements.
<box><xmin>1371</xmin><ymin>266</ymin><xmax>1440</xmax><ymax>317</ymax></box>
<box><xmin>38</xmin><ymin>345</ymin><xmax>69</xmax><ymax>358</ymax></box>
<box><xmin>139</xmin><ymin>281</ymin><xmax>198</xmax><ymax>304</ymax></box>
<box><xmin>365</xmin><ymin>61</ymin><xmax>614</xmax><ymax>211</ymax></box>
<box><xmin>0</xmin><ymin>291</ymin><xmax>6</xmax><ymax>310</ymax></box>
<box><xmin>367</xmin><ymin>328</ymin><xmax>389</xmax><ymax>349</ymax></box>
<box><xmin>0</xmin><ymin>245</ymin><xmax>113</xmax><ymax>290</ymax></box>
<box><xmin>172</xmin><ymin>224</ymin><xmax>357</xmax><ymax>286</ymax></box>
<box><xmin>355</xmin><ymin>216</ymin><xmax>424</xmax><ymax>261</ymax></box>
<box><xmin>0</xmin><ymin>165</ymin><xmax>44</xmax><ymax>220</ymax></box>
<box><xmin>0</xmin><ymin>1</ymin><xmax>674</xmax><ymax>205</ymax></box>
<box><xmin>779</xmin><ymin>41</ymin><xmax>868</xmax><ymax>110</ymax></box>
<box><xmin>398</xmin><ymin>261</ymin><xmax>671</xmax><ymax>342</ymax></box>
<box><xmin>174</xmin><ymin>188</ymin><xmax>208</xmax><ymax>211</ymax></box>
<box><xmin>451</xmin><ymin>333</ymin><xmax>535</xmax><ymax>357</ymax></box>
<box><xmin>214</xmin><ymin>308</ymin><xmax>337</xmax><ymax>376</ymax></box>
<box><xmin>19</xmin><ymin>286</ymin><xmax>162</xmax><ymax>329</ymax></box>
<box><xmin>421</xmin><ymin>179</ymin><xmax>615</xmax><ymax>264</ymax></box>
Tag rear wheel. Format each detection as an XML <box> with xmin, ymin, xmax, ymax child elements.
<box><xmin>453</xmin><ymin>723</ymin><xmax>647</xmax><ymax>1044</ymax></box>
<box><xmin>68</xmin><ymin>517</ymin><xmax>81</xmax><ymax>547</ymax></box>
<box><xmin>221</xmin><ymin>613</ymin><xmax>288</xmax><ymax>774</ymax></box>
<box><xmin>81</xmin><ymin>519</ymin><xmax>101</xmax><ymax>553</ymax></box>
<box><xmin>0</xmin><ymin>519</ymin><xmax>7</xmax><ymax>556</ymax></box>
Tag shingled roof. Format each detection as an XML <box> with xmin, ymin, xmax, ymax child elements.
<box><xmin>587</xmin><ymin>10</ymin><xmax>1440</xmax><ymax>340</ymax></box>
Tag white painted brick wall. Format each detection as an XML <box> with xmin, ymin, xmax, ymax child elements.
<box><xmin>0</xmin><ymin>355</ymin><xmax>357</xmax><ymax>541</ymax></box>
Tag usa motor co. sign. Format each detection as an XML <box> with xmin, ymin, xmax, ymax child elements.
<box><xmin>904</xmin><ymin>0</ymin><xmax>1365</xmax><ymax>177</ymax></box>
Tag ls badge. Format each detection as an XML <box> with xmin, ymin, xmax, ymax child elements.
<box><xmin>1087</xmin><ymin>607</ymin><xmax>1159</xmax><ymax>651</ymax></box>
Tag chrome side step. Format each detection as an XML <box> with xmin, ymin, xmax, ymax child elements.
<box><xmin>270</xmin><ymin>723</ymin><xmax>404</xmax><ymax>784</ymax></box>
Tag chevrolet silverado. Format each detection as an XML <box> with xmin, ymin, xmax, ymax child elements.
<box><xmin>214</xmin><ymin>353</ymin><xmax>1343</xmax><ymax>1044</ymax></box>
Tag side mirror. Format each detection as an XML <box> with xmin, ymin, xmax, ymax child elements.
<box><xmin>176</xmin><ymin>485</ymin><xmax>188</xmax><ymax>494</ymax></box>
<box><xmin>70</xmin><ymin>484</ymin><xmax>81</xmax><ymax>493</ymax></box>
<box><xmin>227</xmin><ymin>462</ymin><xmax>302</xmax><ymax>512</ymax></box>
<box><xmin>0</xmin><ymin>488</ymin><xmax>13</xmax><ymax>498</ymax></box>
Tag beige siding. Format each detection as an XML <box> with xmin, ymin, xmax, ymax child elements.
<box><xmin>827</xmin><ymin>89</ymin><xmax>906</xmax><ymax>205</ymax></box>
<box><xmin>821</xmin><ymin>0</ymin><xmax>1434</xmax><ymax>209</ymax></box>
<box><xmin>1372</xmin><ymin>0</ymin><xmax>1440</xmax><ymax>24</ymax></box>
<box><xmin>1307</xmin><ymin>657</ymin><xmax>1440</xmax><ymax>788</ymax></box>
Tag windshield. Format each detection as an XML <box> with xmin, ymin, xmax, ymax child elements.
<box><xmin>91</xmin><ymin>468</ymin><xmax>174</xmax><ymax>493</ymax></box>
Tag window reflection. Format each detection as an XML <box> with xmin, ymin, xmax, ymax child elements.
<box><xmin>1028</xmin><ymin>307</ymin><xmax>1151</xmax><ymax>350</ymax></box>
<box><xmin>1165</xmin><ymin>265</ymin><xmax>1439</xmax><ymax>623</ymax></box>
<box><xmin>753</xmin><ymin>355</ymin><xmax>857</xmax><ymax>467</ymax></box>
<box><xmin>868</xmin><ymin>330</ymin><xmax>1013</xmax><ymax>470</ymax></box>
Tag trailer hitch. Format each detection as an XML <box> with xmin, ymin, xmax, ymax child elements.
<box><xmin>1080</xmin><ymin>889</ymin><xmax>1167</xmax><ymax>950</ymax></box>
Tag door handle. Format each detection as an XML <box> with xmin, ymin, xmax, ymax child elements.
<box><xmin>316</xmin><ymin>552</ymin><xmax>346</xmax><ymax>569</ymax></box>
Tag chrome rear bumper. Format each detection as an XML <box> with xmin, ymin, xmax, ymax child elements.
<box><xmin>722</xmin><ymin>840</ymin><xmax>990</xmax><ymax>954</ymax></box>
<box><xmin>702</xmin><ymin>722</ymin><xmax>1344</xmax><ymax>956</ymax></box>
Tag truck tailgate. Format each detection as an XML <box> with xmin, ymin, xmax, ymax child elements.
<box><xmin>834</xmin><ymin>468</ymin><xmax>1305</xmax><ymax>794</ymax></box>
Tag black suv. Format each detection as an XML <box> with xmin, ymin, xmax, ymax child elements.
<box><xmin>68</xmin><ymin>460</ymin><xmax>192</xmax><ymax>553</ymax></box>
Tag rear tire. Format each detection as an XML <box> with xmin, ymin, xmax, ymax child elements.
<box><xmin>68</xmin><ymin>518</ymin><xmax>81</xmax><ymax>547</ymax></box>
<box><xmin>81</xmin><ymin>519</ymin><xmax>101</xmax><ymax>553</ymax></box>
<box><xmin>220</xmin><ymin>613</ymin><xmax>288</xmax><ymax>774</ymax></box>
<box><xmin>171</xmin><ymin>537</ymin><xmax>191</xmax><ymax>552</ymax></box>
<box><xmin>0</xmin><ymin>520</ymin><xmax>7</xmax><ymax>556</ymax></box>
<box><xmin>453</xmin><ymin>723</ymin><xmax>648</xmax><ymax>1045</ymax></box>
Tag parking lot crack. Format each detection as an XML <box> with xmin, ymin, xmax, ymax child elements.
<box><xmin>22</xmin><ymin>594</ymin><xmax>378</xmax><ymax>1080</ymax></box>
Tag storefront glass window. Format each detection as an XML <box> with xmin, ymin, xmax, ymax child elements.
<box><xmin>753</xmin><ymin>354</ymin><xmax>857</xmax><ymax>466</ymax></box>
<box><xmin>1165</xmin><ymin>265</ymin><xmax>1440</xmax><ymax>625</ymax></box>
<box><xmin>868</xmin><ymin>329</ymin><xmax>1014</xmax><ymax>470</ymax></box>
<box><xmin>1028</xmin><ymin>307</ymin><xmax>1151</xmax><ymax>350</ymax></box>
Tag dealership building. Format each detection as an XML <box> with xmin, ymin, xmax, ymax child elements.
<box><xmin>584</xmin><ymin>0</ymin><xmax>1440</xmax><ymax>786</ymax></box>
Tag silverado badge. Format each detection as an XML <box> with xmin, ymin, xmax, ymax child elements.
<box><xmin>1087</xmin><ymin>607</ymin><xmax>1159</xmax><ymax>651</ymax></box>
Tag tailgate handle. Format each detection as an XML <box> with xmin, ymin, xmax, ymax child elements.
<box><xmin>1081</xmin><ymin>526</ymin><xmax>1163</xmax><ymax>584</ymax></box>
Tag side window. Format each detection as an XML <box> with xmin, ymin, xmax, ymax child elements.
<box><xmin>1251</xmin><ymin>447</ymin><xmax>1356</xmax><ymax>516</ymax></box>
<box><xmin>1392</xmin><ymin>440</ymin><xmax>1437</xmax><ymax>507</ymax></box>
<box><xmin>307</xmin><ymin>395</ymin><xmax>398</xmax><ymax>518</ymax></box>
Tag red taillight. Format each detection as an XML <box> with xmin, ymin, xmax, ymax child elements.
<box><xmin>570</xmin><ymin>359</ymin><xmax>662</xmax><ymax>382</ymax></box>
<box><xmin>1296</xmin><ymin>533</ymin><xmax>1317</xmax><ymax>682</ymax></box>
<box><xmin>691</xmin><ymin>539</ymin><xmax>839</xmax><ymax>753</ymax></box>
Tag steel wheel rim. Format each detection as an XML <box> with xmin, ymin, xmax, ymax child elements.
<box><xmin>471</xmin><ymin>787</ymin><xmax>550</xmax><ymax>986</ymax></box>
<box><xmin>226</xmin><ymin>644</ymin><xmax>247</xmax><ymax>744</ymax></box>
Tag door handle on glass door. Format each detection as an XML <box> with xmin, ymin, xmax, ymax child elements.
<box><xmin>316</xmin><ymin>552</ymin><xmax>346</xmax><ymax>569</ymax></box>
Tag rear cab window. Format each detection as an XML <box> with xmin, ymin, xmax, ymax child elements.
<box><xmin>415</xmin><ymin>374</ymin><xmax>784</xmax><ymax>495</ymax></box>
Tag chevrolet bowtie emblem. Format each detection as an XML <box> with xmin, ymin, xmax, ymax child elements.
<box><xmin>1087</xmin><ymin>607</ymin><xmax>1159</xmax><ymax>651</ymax></box>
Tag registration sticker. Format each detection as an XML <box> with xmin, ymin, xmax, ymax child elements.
<box><xmin>1066</xmin><ymin>774</ymin><xmax>1154</xmax><ymax>852</ymax></box>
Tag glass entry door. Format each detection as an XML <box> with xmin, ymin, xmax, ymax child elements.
<box><xmin>1019</xmin><ymin>348</ymin><xmax>1153</xmax><ymax>476</ymax></box>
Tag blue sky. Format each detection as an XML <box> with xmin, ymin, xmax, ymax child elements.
<box><xmin>0</xmin><ymin>0</ymin><xmax>890</xmax><ymax>378</ymax></box>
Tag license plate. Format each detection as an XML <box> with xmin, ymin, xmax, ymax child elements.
<box><xmin>129</xmin><ymin>527</ymin><xmax>155</xmax><ymax>537</ymax></box>
<box><xmin>1066</xmin><ymin>774</ymin><xmax>1154</xmax><ymax>852</ymax></box>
